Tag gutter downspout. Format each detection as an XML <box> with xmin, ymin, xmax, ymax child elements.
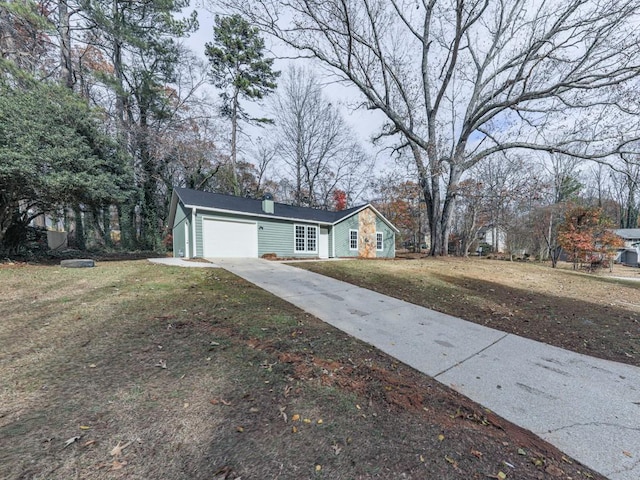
<box><xmin>191</xmin><ymin>208</ymin><xmax>197</xmax><ymax>258</ymax></box>
<box><xmin>332</xmin><ymin>225</ymin><xmax>336</xmax><ymax>258</ymax></box>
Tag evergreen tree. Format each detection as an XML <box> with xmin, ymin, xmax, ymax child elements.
<box><xmin>205</xmin><ymin>14</ymin><xmax>279</xmax><ymax>195</ymax></box>
<box><xmin>81</xmin><ymin>0</ymin><xmax>197</xmax><ymax>249</ymax></box>
<box><xmin>0</xmin><ymin>80</ymin><xmax>131</xmax><ymax>253</ymax></box>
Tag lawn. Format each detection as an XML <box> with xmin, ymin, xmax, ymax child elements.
<box><xmin>0</xmin><ymin>260</ymin><xmax>604</xmax><ymax>479</ymax></box>
<box><xmin>295</xmin><ymin>257</ymin><xmax>640</xmax><ymax>367</ymax></box>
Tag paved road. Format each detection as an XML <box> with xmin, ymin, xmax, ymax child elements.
<box><xmin>152</xmin><ymin>257</ymin><xmax>640</xmax><ymax>480</ymax></box>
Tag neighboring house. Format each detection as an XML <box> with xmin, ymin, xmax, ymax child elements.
<box><xmin>614</xmin><ymin>229</ymin><xmax>640</xmax><ymax>266</ymax></box>
<box><xmin>167</xmin><ymin>188</ymin><xmax>398</xmax><ymax>259</ymax></box>
<box><xmin>476</xmin><ymin>224</ymin><xmax>507</xmax><ymax>253</ymax></box>
<box><xmin>30</xmin><ymin>213</ymin><xmax>68</xmax><ymax>250</ymax></box>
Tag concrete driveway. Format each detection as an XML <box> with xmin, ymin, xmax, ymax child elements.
<box><xmin>208</xmin><ymin>258</ymin><xmax>640</xmax><ymax>480</ymax></box>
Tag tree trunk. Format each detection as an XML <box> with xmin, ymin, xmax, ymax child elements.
<box><xmin>409</xmin><ymin>141</ymin><xmax>445</xmax><ymax>256</ymax></box>
<box><xmin>439</xmin><ymin>167</ymin><xmax>462</xmax><ymax>256</ymax></box>
<box><xmin>229</xmin><ymin>87</ymin><xmax>241</xmax><ymax>196</ymax></box>
<box><xmin>58</xmin><ymin>0</ymin><xmax>74</xmax><ymax>90</ymax></box>
<box><xmin>117</xmin><ymin>201</ymin><xmax>137</xmax><ymax>250</ymax></box>
<box><xmin>102</xmin><ymin>207</ymin><xmax>112</xmax><ymax>247</ymax></box>
<box><xmin>547</xmin><ymin>212</ymin><xmax>558</xmax><ymax>267</ymax></box>
<box><xmin>138</xmin><ymin>103</ymin><xmax>158</xmax><ymax>250</ymax></box>
<box><xmin>73</xmin><ymin>205</ymin><xmax>85</xmax><ymax>250</ymax></box>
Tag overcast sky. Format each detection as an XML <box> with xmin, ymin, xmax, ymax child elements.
<box><xmin>184</xmin><ymin>6</ymin><xmax>392</xmax><ymax>167</ymax></box>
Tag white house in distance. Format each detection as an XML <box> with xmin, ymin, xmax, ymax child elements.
<box><xmin>477</xmin><ymin>224</ymin><xmax>507</xmax><ymax>253</ymax></box>
<box><xmin>614</xmin><ymin>229</ymin><xmax>640</xmax><ymax>266</ymax></box>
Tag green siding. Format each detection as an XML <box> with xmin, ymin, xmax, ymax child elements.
<box><xmin>334</xmin><ymin>214</ymin><xmax>360</xmax><ymax>257</ymax></box>
<box><xmin>182</xmin><ymin>204</ymin><xmax>395</xmax><ymax>258</ymax></box>
<box><xmin>375</xmin><ymin>217</ymin><xmax>396</xmax><ymax>258</ymax></box>
<box><xmin>195</xmin><ymin>211</ymin><xmax>204</xmax><ymax>257</ymax></box>
<box><xmin>193</xmin><ymin>209</ymin><xmax>321</xmax><ymax>258</ymax></box>
<box><xmin>333</xmin><ymin>210</ymin><xmax>396</xmax><ymax>258</ymax></box>
<box><xmin>258</xmin><ymin>218</ymin><xmax>293</xmax><ymax>256</ymax></box>
<box><xmin>258</xmin><ymin>218</ymin><xmax>320</xmax><ymax>258</ymax></box>
<box><xmin>172</xmin><ymin>202</ymin><xmax>190</xmax><ymax>258</ymax></box>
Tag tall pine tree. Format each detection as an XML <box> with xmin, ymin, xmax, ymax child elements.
<box><xmin>205</xmin><ymin>14</ymin><xmax>279</xmax><ymax>196</ymax></box>
<box><xmin>81</xmin><ymin>0</ymin><xmax>197</xmax><ymax>249</ymax></box>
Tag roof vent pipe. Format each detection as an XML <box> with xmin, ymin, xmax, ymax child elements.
<box><xmin>262</xmin><ymin>193</ymin><xmax>274</xmax><ymax>214</ymax></box>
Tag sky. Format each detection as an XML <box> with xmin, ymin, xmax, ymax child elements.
<box><xmin>183</xmin><ymin>6</ymin><xmax>392</xmax><ymax>167</ymax></box>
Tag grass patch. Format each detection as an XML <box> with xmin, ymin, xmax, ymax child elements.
<box><xmin>0</xmin><ymin>260</ymin><xmax>604</xmax><ymax>479</ymax></box>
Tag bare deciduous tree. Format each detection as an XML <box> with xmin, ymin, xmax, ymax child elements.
<box><xmin>217</xmin><ymin>0</ymin><xmax>640</xmax><ymax>255</ymax></box>
<box><xmin>270</xmin><ymin>65</ymin><xmax>372</xmax><ymax>207</ymax></box>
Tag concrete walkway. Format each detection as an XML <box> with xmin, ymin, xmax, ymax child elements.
<box><xmin>151</xmin><ymin>257</ymin><xmax>640</xmax><ymax>479</ymax></box>
<box><xmin>148</xmin><ymin>257</ymin><xmax>220</xmax><ymax>268</ymax></box>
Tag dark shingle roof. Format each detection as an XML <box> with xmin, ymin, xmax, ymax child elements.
<box><xmin>174</xmin><ymin>187</ymin><xmax>365</xmax><ymax>224</ymax></box>
<box><xmin>615</xmin><ymin>229</ymin><xmax>640</xmax><ymax>239</ymax></box>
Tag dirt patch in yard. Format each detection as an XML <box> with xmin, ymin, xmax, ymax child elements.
<box><xmin>0</xmin><ymin>261</ymin><xmax>605</xmax><ymax>479</ymax></box>
<box><xmin>296</xmin><ymin>257</ymin><xmax>640</xmax><ymax>367</ymax></box>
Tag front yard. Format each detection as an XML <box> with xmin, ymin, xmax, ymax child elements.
<box><xmin>0</xmin><ymin>260</ymin><xmax>604</xmax><ymax>479</ymax></box>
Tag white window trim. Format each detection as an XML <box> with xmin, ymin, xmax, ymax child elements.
<box><xmin>349</xmin><ymin>229</ymin><xmax>359</xmax><ymax>251</ymax></box>
<box><xmin>376</xmin><ymin>232</ymin><xmax>384</xmax><ymax>251</ymax></box>
<box><xmin>294</xmin><ymin>224</ymin><xmax>318</xmax><ymax>254</ymax></box>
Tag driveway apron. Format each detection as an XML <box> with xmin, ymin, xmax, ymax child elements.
<box><xmin>213</xmin><ymin>258</ymin><xmax>640</xmax><ymax>480</ymax></box>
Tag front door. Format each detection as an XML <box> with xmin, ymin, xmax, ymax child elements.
<box><xmin>319</xmin><ymin>228</ymin><xmax>329</xmax><ymax>259</ymax></box>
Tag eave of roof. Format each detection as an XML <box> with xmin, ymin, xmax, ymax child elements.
<box><xmin>169</xmin><ymin>187</ymin><xmax>399</xmax><ymax>232</ymax></box>
<box><xmin>181</xmin><ymin>203</ymin><xmax>335</xmax><ymax>225</ymax></box>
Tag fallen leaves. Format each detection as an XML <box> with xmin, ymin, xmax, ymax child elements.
<box><xmin>279</xmin><ymin>406</ymin><xmax>288</xmax><ymax>422</ymax></box>
<box><xmin>545</xmin><ymin>464</ymin><xmax>564</xmax><ymax>477</ymax></box>
<box><xmin>98</xmin><ymin>460</ymin><xmax>128</xmax><ymax>471</ymax></box>
<box><xmin>487</xmin><ymin>472</ymin><xmax>507</xmax><ymax>480</ymax></box>
<box><xmin>63</xmin><ymin>436</ymin><xmax>81</xmax><ymax>448</ymax></box>
<box><xmin>444</xmin><ymin>455</ymin><xmax>457</xmax><ymax>465</ymax></box>
<box><xmin>110</xmin><ymin>460</ymin><xmax>128</xmax><ymax>470</ymax></box>
<box><xmin>286</xmin><ymin>411</ymin><xmax>326</xmax><ymax>434</ymax></box>
<box><xmin>110</xmin><ymin>440</ymin><xmax>132</xmax><ymax>457</ymax></box>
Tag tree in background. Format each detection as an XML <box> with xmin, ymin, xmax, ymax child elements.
<box><xmin>0</xmin><ymin>80</ymin><xmax>130</xmax><ymax>253</ymax></box>
<box><xmin>558</xmin><ymin>206</ymin><xmax>624</xmax><ymax>271</ymax></box>
<box><xmin>80</xmin><ymin>0</ymin><xmax>198</xmax><ymax>250</ymax></box>
<box><xmin>0</xmin><ymin>0</ymin><xmax>51</xmax><ymax>78</ymax></box>
<box><xmin>371</xmin><ymin>175</ymin><xmax>424</xmax><ymax>251</ymax></box>
<box><xmin>205</xmin><ymin>14</ymin><xmax>279</xmax><ymax>196</ymax></box>
<box><xmin>267</xmin><ymin>66</ymin><xmax>373</xmax><ymax>208</ymax></box>
<box><xmin>610</xmin><ymin>152</ymin><xmax>640</xmax><ymax>229</ymax></box>
<box><xmin>333</xmin><ymin>190</ymin><xmax>347</xmax><ymax>211</ymax></box>
<box><xmin>222</xmin><ymin>0</ymin><xmax>640</xmax><ymax>256</ymax></box>
<box><xmin>450</xmin><ymin>178</ymin><xmax>485</xmax><ymax>256</ymax></box>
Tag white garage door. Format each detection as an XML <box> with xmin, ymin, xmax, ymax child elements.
<box><xmin>202</xmin><ymin>218</ymin><xmax>258</xmax><ymax>258</ymax></box>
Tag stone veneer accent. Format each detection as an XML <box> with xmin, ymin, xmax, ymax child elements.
<box><xmin>358</xmin><ymin>207</ymin><xmax>377</xmax><ymax>258</ymax></box>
